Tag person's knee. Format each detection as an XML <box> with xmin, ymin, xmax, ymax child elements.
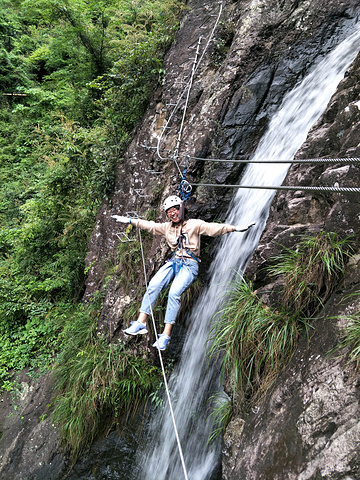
<box><xmin>168</xmin><ymin>289</ymin><xmax>182</xmax><ymax>303</ymax></box>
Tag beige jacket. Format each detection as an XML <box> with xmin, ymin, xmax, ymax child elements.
<box><xmin>131</xmin><ymin>218</ymin><xmax>235</xmax><ymax>259</ymax></box>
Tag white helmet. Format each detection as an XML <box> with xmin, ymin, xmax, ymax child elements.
<box><xmin>163</xmin><ymin>195</ymin><xmax>182</xmax><ymax>212</ymax></box>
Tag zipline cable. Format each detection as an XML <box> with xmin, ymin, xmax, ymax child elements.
<box><xmin>138</xmin><ymin>229</ymin><xmax>189</xmax><ymax>480</ymax></box>
<box><xmin>190</xmin><ymin>183</ymin><xmax>360</xmax><ymax>193</ymax></box>
<box><xmin>143</xmin><ymin>142</ymin><xmax>360</xmax><ymax>166</ymax></box>
<box><xmin>178</xmin><ymin>154</ymin><xmax>360</xmax><ymax>164</ymax></box>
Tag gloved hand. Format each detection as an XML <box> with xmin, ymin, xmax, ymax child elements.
<box><xmin>234</xmin><ymin>221</ymin><xmax>256</xmax><ymax>232</ymax></box>
<box><xmin>111</xmin><ymin>215</ymin><xmax>131</xmax><ymax>223</ymax></box>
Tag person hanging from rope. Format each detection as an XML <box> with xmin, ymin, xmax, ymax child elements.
<box><xmin>112</xmin><ymin>195</ymin><xmax>255</xmax><ymax>351</ymax></box>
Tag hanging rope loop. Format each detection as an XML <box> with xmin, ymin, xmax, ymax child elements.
<box><xmin>179</xmin><ymin>178</ymin><xmax>192</xmax><ymax>201</ymax></box>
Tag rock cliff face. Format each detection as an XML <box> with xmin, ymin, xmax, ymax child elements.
<box><xmin>1</xmin><ymin>1</ymin><xmax>360</xmax><ymax>478</ymax></box>
<box><xmin>86</xmin><ymin>0</ymin><xmax>360</xmax><ymax>342</ymax></box>
<box><xmin>223</xmin><ymin>32</ymin><xmax>360</xmax><ymax>480</ymax></box>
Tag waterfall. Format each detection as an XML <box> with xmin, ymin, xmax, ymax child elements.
<box><xmin>137</xmin><ymin>26</ymin><xmax>360</xmax><ymax>480</ymax></box>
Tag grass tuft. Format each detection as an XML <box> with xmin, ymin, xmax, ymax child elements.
<box><xmin>207</xmin><ymin>391</ymin><xmax>232</xmax><ymax>444</ymax></box>
<box><xmin>52</xmin><ymin>303</ymin><xmax>161</xmax><ymax>459</ymax></box>
<box><xmin>208</xmin><ymin>277</ymin><xmax>307</xmax><ymax>414</ymax></box>
<box><xmin>268</xmin><ymin>231</ymin><xmax>352</xmax><ymax>317</ymax></box>
<box><xmin>331</xmin><ymin>291</ymin><xmax>360</xmax><ymax>367</ymax></box>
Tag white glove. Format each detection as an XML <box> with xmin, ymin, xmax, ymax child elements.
<box><xmin>111</xmin><ymin>215</ymin><xmax>131</xmax><ymax>223</ymax></box>
<box><xmin>234</xmin><ymin>221</ymin><xmax>256</xmax><ymax>232</ymax></box>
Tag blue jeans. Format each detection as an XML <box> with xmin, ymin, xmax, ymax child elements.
<box><xmin>140</xmin><ymin>258</ymin><xmax>199</xmax><ymax>325</ymax></box>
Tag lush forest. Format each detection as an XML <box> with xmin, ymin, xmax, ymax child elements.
<box><xmin>0</xmin><ymin>0</ymin><xmax>182</xmax><ymax>453</ymax></box>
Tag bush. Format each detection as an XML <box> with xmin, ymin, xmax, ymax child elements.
<box><xmin>268</xmin><ymin>231</ymin><xmax>352</xmax><ymax>317</ymax></box>
<box><xmin>0</xmin><ymin>0</ymin><xmax>183</xmax><ymax>387</ymax></box>
<box><xmin>208</xmin><ymin>277</ymin><xmax>306</xmax><ymax>412</ymax></box>
<box><xmin>53</xmin><ymin>303</ymin><xmax>162</xmax><ymax>458</ymax></box>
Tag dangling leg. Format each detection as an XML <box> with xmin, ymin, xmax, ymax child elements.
<box><xmin>124</xmin><ymin>262</ymin><xmax>174</xmax><ymax>335</ymax></box>
<box><xmin>153</xmin><ymin>260</ymin><xmax>198</xmax><ymax>349</ymax></box>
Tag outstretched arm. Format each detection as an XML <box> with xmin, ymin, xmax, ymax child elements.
<box><xmin>111</xmin><ymin>215</ymin><xmax>131</xmax><ymax>223</ymax></box>
<box><xmin>197</xmin><ymin>219</ymin><xmax>256</xmax><ymax>236</ymax></box>
<box><xmin>111</xmin><ymin>215</ymin><xmax>167</xmax><ymax>236</ymax></box>
<box><xmin>234</xmin><ymin>221</ymin><xmax>256</xmax><ymax>232</ymax></box>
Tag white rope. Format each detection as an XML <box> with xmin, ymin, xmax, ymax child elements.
<box><xmin>138</xmin><ymin>229</ymin><xmax>189</xmax><ymax>480</ymax></box>
<box><xmin>193</xmin><ymin>1</ymin><xmax>223</xmax><ymax>76</ymax></box>
<box><xmin>156</xmin><ymin>1</ymin><xmax>224</xmax><ymax>178</ymax></box>
<box><xmin>173</xmin><ymin>35</ymin><xmax>202</xmax><ymax>160</ymax></box>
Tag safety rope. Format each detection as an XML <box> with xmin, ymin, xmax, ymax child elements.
<box><xmin>173</xmin><ymin>36</ymin><xmax>202</xmax><ymax>161</ymax></box>
<box><xmin>138</xmin><ymin>229</ymin><xmax>189</xmax><ymax>480</ymax></box>
<box><xmin>193</xmin><ymin>1</ymin><xmax>224</xmax><ymax>77</ymax></box>
<box><xmin>156</xmin><ymin>1</ymin><xmax>224</xmax><ymax>173</ymax></box>
<box><xmin>168</xmin><ymin>35</ymin><xmax>203</xmax><ymax>179</ymax></box>
<box><xmin>190</xmin><ymin>182</ymin><xmax>360</xmax><ymax>193</ymax></box>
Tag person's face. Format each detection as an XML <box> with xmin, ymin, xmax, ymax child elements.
<box><xmin>166</xmin><ymin>206</ymin><xmax>180</xmax><ymax>223</ymax></box>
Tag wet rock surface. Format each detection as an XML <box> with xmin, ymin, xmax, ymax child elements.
<box><xmin>224</xmin><ymin>19</ymin><xmax>360</xmax><ymax>480</ymax></box>
<box><xmin>0</xmin><ymin>370</ymin><xmax>64</xmax><ymax>480</ymax></box>
<box><xmin>2</xmin><ymin>0</ymin><xmax>360</xmax><ymax>478</ymax></box>
<box><xmin>223</xmin><ymin>289</ymin><xmax>360</xmax><ymax>480</ymax></box>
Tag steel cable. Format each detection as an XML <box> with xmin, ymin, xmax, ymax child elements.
<box><xmin>190</xmin><ymin>183</ymin><xmax>360</xmax><ymax>193</ymax></box>
<box><xmin>178</xmin><ymin>154</ymin><xmax>360</xmax><ymax>164</ymax></box>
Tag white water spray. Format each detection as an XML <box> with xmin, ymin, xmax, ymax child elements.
<box><xmin>138</xmin><ymin>26</ymin><xmax>360</xmax><ymax>480</ymax></box>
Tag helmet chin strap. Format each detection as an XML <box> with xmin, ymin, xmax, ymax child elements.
<box><xmin>178</xmin><ymin>202</ymin><xmax>185</xmax><ymax>223</ymax></box>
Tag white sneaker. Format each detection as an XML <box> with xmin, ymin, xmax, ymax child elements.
<box><xmin>152</xmin><ymin>334</ymin><xmax>170</xmax><ymax>351</ymax></box>
<box><xmin>123</xmin><ymin>321</ymin><xmax>148</xmax><ymax>335</ymax></box>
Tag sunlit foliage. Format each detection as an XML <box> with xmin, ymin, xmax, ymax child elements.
<box><xmin>0</xmin><ymin>0</ymin><xmax>182</xmax><ymax>386</ymax></box>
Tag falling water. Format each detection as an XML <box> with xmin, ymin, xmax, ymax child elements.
<box><xmin>138</xmin><ymin>26</ymin><xmax>360</xmax><ymax>480</ymax></box>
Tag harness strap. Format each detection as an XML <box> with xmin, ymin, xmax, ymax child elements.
<box><xmin>171</xmin><ymin>246</ymin><xmax>200</xmax><ymax>263</ymax></box>
<box><xmin>172</xmin><ymin>257</ymin><xmax>184</xmax><ymax>276</ymax></box>
<box><xmin>185</xmin><ymin>249</ymin><xmax>200</xmax><ymax>263</ymax></box>
<box><xmin>170</xmin><ymin>214</ymin><xmax>201</xmax><ymax>271</ymax></box>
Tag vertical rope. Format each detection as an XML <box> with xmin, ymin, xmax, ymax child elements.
<box><xmin>156</xmin><ymin>1</ymin><xmax>224</xmax><ymax>167</ymax></box>
<box><xmin>138</xmin><ymin>229</ymin><xmax>189</xmax><ymax>480</ymax></box>
<box><xmin>173</xmin><ymin>36</ymin><xmax>202</xmax><ymax>161</ymax></box>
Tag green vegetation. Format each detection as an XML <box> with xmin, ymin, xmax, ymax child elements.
<box><xmin>207</xmin><ymin>391</ymin><xmax>232</xmax><ymax>444</ymax></box>
<box><xmin>208</xmin><ymin>231</ymin><xmax>352</xmax><ymax>439</ymax></box>
<box><xmin>53</xmin><ymin>301</ymin><xmax>161</xmax><ymax>458</ymax></box>
<box><xmin>332</xmin><ymin>291</ymin><xmax>360</xmax><ymax>368</ymax></box>
<box><xmin>268</xmin><ymin>231</ymin><xmax>352</xmax><ymax>317</ymax></box>
<box><xmin>337</xmin><ymin>312</ymin><xmax>360</xmax><ymax>367</ymax></box>
<box><xmin>209</xmin><ymin>277</ymin><xmax>304</xmax><ymax>413</ymax></box>
<box><xmin>0</xmin><ymin>0</ymin><xmax>183</xmax><ymax>454</ymax></box>
<box><xmin>209</xmin><ymin>20</ymin><xmax>235</xmax><ymax>67</ymax></box>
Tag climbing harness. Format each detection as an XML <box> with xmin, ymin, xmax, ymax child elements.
<box><xmin>138</xmin><ymin>228</ymin><xmax>189</xmax><ymax>480</ymax></box>
<box><xmin>171</xmin><ymin>231</ymin><xmax>200</xmax><ymax>276</ymax></box>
